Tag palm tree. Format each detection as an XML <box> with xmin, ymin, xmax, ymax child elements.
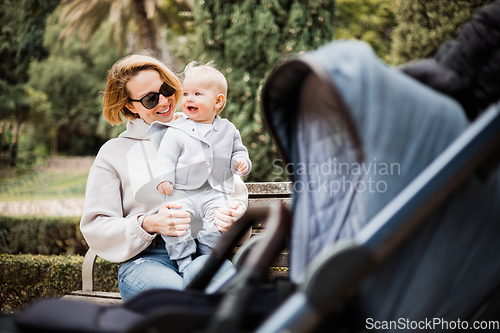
<box><xmin>58</xmin><ymin>0</ymin><xmax>192</xmax><ymax>65</ymax></box>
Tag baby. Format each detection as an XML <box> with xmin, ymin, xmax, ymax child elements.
<box><xmin>152</xmin><ymin>61</ymin><xmax>251</xmax><ymax>272</ymax></box>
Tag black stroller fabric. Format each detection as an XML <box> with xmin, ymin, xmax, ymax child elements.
<box><xmin>12</xmin><ymin>287</ymin><xmax>279</xmax><ymax>333</ymax></box>
<box><xmin>262</xmin><ymin>40</ymin><xmax>500</xmax><ymax>329</ymax></box>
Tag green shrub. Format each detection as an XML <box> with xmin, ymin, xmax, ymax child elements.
<box><xmin>0</xmin><ymin>215</ymin><xmax>87</xmax><ymax>255</ymax></box>
<box><xmin>0</xmin><ymin>254</ymin><xmax>118</xmax><ymax>312</ymax></box>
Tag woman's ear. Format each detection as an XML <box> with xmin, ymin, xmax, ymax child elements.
<box><xmin>126</xmin><ymin>102</ymin><xmax>138</xmax><ymax>115</ymax></box>
<box><xmin>215</xmin><ymin>94</ymin><xmax>226</xmax><ymax>109</ymax></box>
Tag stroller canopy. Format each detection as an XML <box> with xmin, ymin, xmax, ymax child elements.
<box><xmin>262</xmin><ymin>40</ymin><xmax>500</xmax><ymax>324</ymax></box>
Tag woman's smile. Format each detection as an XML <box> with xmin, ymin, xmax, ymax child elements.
<box><xmin>157</xmin><ymin>105</ymin><xmax>171</xmax><ymax>115</ymax></box>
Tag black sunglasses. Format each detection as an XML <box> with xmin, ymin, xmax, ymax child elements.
<box><xmin>129</xmin><ymin>82</ymin><xmax>176</xmax><ymax>109</ymax></box>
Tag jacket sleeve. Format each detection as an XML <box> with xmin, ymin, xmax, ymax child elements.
<box><xmin>232</xmin><ymin>175</ymin><xmax>251</xmax><ymax>243</ymax></box>
<box><xmin>155</xmin><ymin>128</ymin><xmax>182</xmax><ymax>186</ymax></box>
<box><xmin>230</xmin><ymin>128</ymin><xmax>252</xmax><ymax>176</ymax></box>
<box><xmin>80</xmin><ymin>161</ymin><xmax>156</xmax><ymax>263</ymax></box>
<box><xmin>232</xmin><ymin>175</ymin><xmax>248</xmax><ymax>213</ymax></box>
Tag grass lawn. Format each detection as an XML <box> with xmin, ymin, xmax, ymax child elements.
<box><xmin>0</xmin><ymin>167</ymin><xmax>89</xmax><ymax>202</ymax></box>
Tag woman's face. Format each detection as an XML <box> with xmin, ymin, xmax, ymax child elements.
<box><xmin>126</xmin><ymin>69</ymin><xmax>177</xmax><ymax>124</ymax></box>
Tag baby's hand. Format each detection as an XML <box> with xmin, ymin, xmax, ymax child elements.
<box><xmin>234</xmin><ymin>158</ymin><xmax>248</xmax><ymax>175</ymax></box>
<box><xmin>158</xmin><ymin>181</ymin><xmax>174</xmax><ymax>195</ymax></box>
<box><xmin>174</xmin><ymin>112</ymin><xmax>186</xmax><ymax>121</ymax></box>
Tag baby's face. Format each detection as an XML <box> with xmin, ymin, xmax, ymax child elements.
<box><xmin>181</xmin><ymin>75</ymin><xmax>222</xmax><ymax>124</ymax></box>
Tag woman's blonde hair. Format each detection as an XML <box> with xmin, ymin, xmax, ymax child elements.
<box><xmin>103</xmin><ymin>55</ymin><xmax>182</xmax><ymax>125</ymax></box>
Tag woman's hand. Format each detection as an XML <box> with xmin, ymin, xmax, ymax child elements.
<box><xmin>142</xmin><ymin>202</ymin><xmax>191</xmax><ymax>236</ymax></box>
<box><xmin>214</xmin><ymin>201</ymin><xmax>244</xmax><ymax>233</ymax></box>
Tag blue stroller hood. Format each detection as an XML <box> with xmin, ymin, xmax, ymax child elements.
<box><xmin>262</xmin><ymin>40</ymin><xmax>500</xmax><ymax>325</ymax></box>
<box><xmin>263</xmin><ymin>40</ymin><xmax>470</xmax><ymax>283</ymax></box>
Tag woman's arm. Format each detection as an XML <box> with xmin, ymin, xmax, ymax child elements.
<box><xmin>80</xmin><ymin>164</ymin><xmax>156</xmax><ymax>262</ymax></box>
<box><xmin>80</xmin><ymin>155</ymin><xmax>190</xmax><ymax>262</ymax></box>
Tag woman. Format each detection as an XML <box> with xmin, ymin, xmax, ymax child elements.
<box><xmin>80</xmin><ymin>55</ymin><xmax>250</xmax><ymax>302</ymax></box>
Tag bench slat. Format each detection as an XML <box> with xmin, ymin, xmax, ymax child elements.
<box><xmin>249</xmin><ymin>197</ymin><xmax>291</xmax><ymax>207</ymax></box>
<box><xmin>69</xmin><ymin>291</ymin><xmax>121</xmax><ymax>299</ymax></box>
<box><xmin>247</xmin><ymin>182</ymin><xmax>292</xmax><ymax>196</ymax></box>
<box><xmin>63</xmin><ymin>294</ymin><xmax>122</xmax><ymax>306</ymax></box>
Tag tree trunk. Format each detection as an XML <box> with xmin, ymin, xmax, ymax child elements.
<box><xmin>132</xmin><ymin>0</ymin><xmax>158</xmax><ymax>57</ymax></box>
<box><xmin>10</xmin><ymin>120</ymin><xmax>22</xmax><ymax>166</ymax></box>
<box><xmin>51</xmin><ymin>136</ymin><xmax>58</xmax><ymax>156</ymax></box>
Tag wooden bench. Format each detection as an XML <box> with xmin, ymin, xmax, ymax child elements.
<box><xmin>63</xmin><ymin>182</ymin><xmax>292</xmax><ymax>305</ymax></box>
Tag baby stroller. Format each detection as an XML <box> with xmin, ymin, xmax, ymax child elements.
<box><xmin>256</xmin><ymin>40</ymin><xmax>500</xmax><ymax>332</ymax></box>
<box><xmin>8</xmin><ymin>38</ymin><xmax>500</xmax><ymax>332</ymax></box>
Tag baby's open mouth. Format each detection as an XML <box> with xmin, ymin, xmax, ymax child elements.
<box><xmin>187</xmin><ymin>106</ymin><xmax>198</xmax><ymax>112</ymax></box>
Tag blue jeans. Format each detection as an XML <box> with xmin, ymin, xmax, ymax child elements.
<box><xmin>118</xmin><ymin>236</ymin><xmax>234</xmax><ymax>302</ymax></box>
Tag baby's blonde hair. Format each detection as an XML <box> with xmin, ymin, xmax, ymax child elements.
<box><xmin>183</xmin><ymin>61</ymin><xmax>228</xmax><ymax>112</ymax></box>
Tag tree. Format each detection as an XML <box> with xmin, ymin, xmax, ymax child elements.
<box><xmin>334</xmin><ymin>0</ymin><xmax>397</xmax><ymax>63</ymax></box>
<box><xmin>28</xmin><ymin>8</ymin><xmax>125</xmax><ymax>156</ymax></box>
<box><xmin>390</xmin><ymin>0</ymin><xmax>496</xmax><ymax>65</ymax></box>
<box><xmin>0</xmin><ymin>0</ymin><xmax>60</xmax><ymax>165</ymax></box>
<box><xmin>0</xmin><ymin>82</ymin><xmax>31</xmax><ymax>165</ymax></box>
<box><xmin>184</xmin><ymin>0</ymin><xmax>336</xmax><ymax>181</ymax></box>
<box><xmin>58</xmin><ymin>0</ymin><xmax>193</xmax><ymax>66</ymax></box>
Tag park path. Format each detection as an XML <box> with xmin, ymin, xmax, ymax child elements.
<box><xmin>0</xmin><ymin>198</ymin><xmax>84</xmax><ymax>217</ymax></box>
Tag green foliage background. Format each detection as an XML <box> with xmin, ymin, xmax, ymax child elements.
<box><xmin>0</xmin><ymin>215</ymin><xmax>116</xmax><ymax>312</ymax></box>
<box><xmin>178</xmin><ymin>0</ymin><xmax>337</xmax><ymax>181</ymax></box>
<box><xmin>0</xmin><ymin>0</ymin><xmax>61</xmax><ymax>167</ymax></box>
<box><xmin>0</xmin><ymin>216</ymin><xmax>87</xmax><ymax>255</ymax></box>
<box><xmin>390</xmin><ymin>0</ymin><xmax>496</xmax><ymax>65</ymax></box>
<box><xmin>0</xmin><ymin>0</ymin><xmax>497</xmax><ymax>175</ymax></box>
<box><xmin>1</xmin><ymin>254</ymin><xmax>118</xmax><ymax>312</ymax></box>
<box><xmin>335</xmin><ymin>0</ymin><xmax>396</xmax><ymax>63</ymax></box>
<box><xmin>28</xmin><ymin>8</ymin><xmax>126</xmax><ymax>156</ymax></box>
